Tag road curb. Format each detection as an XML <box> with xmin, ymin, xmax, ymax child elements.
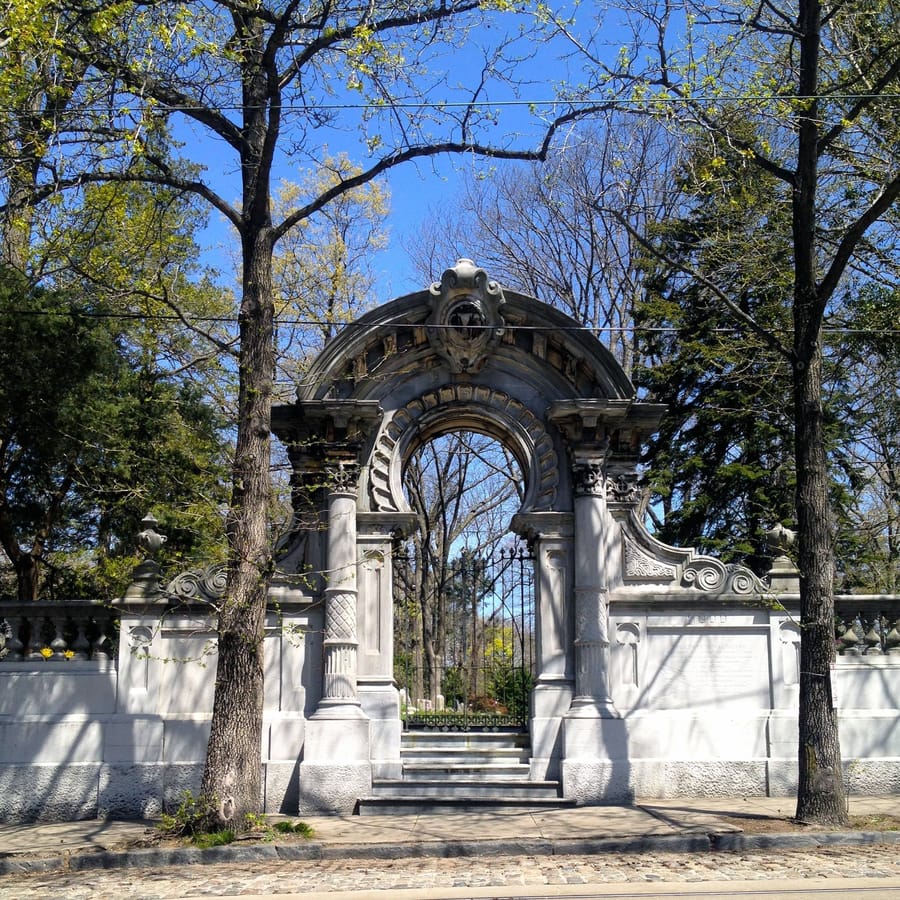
<box><xmin>710</xmin><ymin>830</ymin><xmax>900</xmax><ymax>851</ymax></box>
<box><xmin>3</xmin><ymin>830</ymin><xmax>899</xmax><ymax>876</ymax></box>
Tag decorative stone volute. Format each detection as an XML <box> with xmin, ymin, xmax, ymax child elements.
<box><xmin>427</xmin><ymin>258</ymin><xmax>506</xmax><ymax>373</ymax></box>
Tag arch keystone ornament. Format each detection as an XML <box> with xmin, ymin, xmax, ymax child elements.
<box><xmin>426</xmin><ymin>258</ymin><xmax>506</xmax><ymax>373</ymax></box>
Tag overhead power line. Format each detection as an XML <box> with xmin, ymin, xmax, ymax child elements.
<box><xmin>7</xmin><ymin>307</ymin><xmax>898</xmax><ymax>337</ymax></box>
<box><xmin>1</xmin><ymin>94</ymin><xmax>900</xmax><ymax>116</ymax></box>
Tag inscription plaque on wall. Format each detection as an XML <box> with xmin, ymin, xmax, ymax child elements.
<box><xmin>644</xmin><ymin>627</ymin><xmax>770</xmax><ymax>709</ymax></box>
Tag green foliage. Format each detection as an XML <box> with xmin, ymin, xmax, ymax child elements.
<box><xmin>157</xmin><ymin>790</ymin><xmax>218</xmax><ymax>838</ymax></box>
<box><xmin>488</xmin><ymin>663</ymin><xmax>534</xmax><ymax>718</ymax></box>
<box><xmin>440</xmin><ymin>664</ymin><xmax>466</xmax><ymax>708</ymax></box>
<box><xmin>273</xmin><ymin>819</ymin><xmax>315</xmax><ymax>838</ymax></box>
<box><xmin>829</xmin><ymin>285</ymin><xmax>900</xmax><ymax>592</ymax></box>
<box><xmin>635</xmin><ymin>134</ymin><xmax>798</xmax><ymax>570</ymax></box>
<box><xmin>0</xmin><ymin>266</ymin><xmax>230</xmax><ymax>600</ymax></box>
<box><xmin>191</xmin><ymin>829</ymin><xmax>235</xmax><ymax>848</ymax></box>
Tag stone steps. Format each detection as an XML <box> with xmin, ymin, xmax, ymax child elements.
<box><xmin>357</xmin><ymin>729</ymin><xmax>572</xmax><ymax>816</ymax></box>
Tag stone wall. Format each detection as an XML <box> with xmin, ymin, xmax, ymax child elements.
<box><xmin>0</xmin><ymin>597</ymin><xmax>321</xmax><ymax>822</ymax></box>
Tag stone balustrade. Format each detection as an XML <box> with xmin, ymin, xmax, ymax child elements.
<box><xmin>834</xmin><ymin>597</ymin><xmax>900</xmax><ymax>655</ymax></box>
<box><xmin>0</xmin><ymin>601</ymin><xmax>119</xmax><ymax>663</ymax></box>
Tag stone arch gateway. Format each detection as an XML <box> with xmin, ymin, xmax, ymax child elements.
<box><xmin>2</xmin><ymin>259</ymin><xmax>897</xmax><ymax>823</ymax></box>
<box><xmin>272</xmin><ymin>259</ymin><xmax>668</xmax><ymax>812</ymax></box>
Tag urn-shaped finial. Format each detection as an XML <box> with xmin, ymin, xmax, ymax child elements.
<box><xmin>137</xmin><ymin>513</ymin><xmax>167</xmax><ymax>557</ymax></box>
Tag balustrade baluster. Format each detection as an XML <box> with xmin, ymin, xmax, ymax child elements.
<box><xmin>70</xmin><ymin>616</ymin><xmax>91</xmax><ymax>660</ymax></box>
<box><xmin>50</xmin><ymin>615</ymin><xmax>68</xmax><ymax>659</ymax></box>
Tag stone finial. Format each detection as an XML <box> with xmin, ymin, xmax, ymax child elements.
<box><xmin>137</xmin><ymin>513</ymin><xmax>167</xmax><ymax>558</ymax></box>
<box><xmin>119</xmin><ymin>513</ymin><xmax>168</xmax><ymax>603</ymax></box>
<box><xmin>765</xmin><ymin>523</ymin><xmax>799</xmax><ymax>594</ymax></box>
<box><xmin>766</xmin><ymin>523</ymin><xmax>796</xmax><ymax>554</ymax></box>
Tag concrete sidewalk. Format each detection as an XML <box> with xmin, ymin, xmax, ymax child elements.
<box><xmin>1</xmin><ymin>796</ymin><xmax>898</xmax><ymax>875</ymax></box>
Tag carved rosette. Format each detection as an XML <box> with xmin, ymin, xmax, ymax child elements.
<box><xmin>427</xmin><ymin>258</ymin><xmax>506</xmax><ymax>373</ymax></box>
<box><xmin>572</xmin><ymin>460</ymin><xmax>605</xmax><ymax>497</ymax></box>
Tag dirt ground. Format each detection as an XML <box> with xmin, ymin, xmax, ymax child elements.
<box><xmin>717</xmin><ymin>812</ymin><xmax>900</xmax><ymax>834</ymax></box>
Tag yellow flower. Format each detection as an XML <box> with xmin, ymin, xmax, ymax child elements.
<box><xmin>40</xmin><ymin>647</ymin><xmax>53</xmax><ymax>659</ymax></box>
<box><xmin>64</xmin><ymin>650</ymin><xmax>75</xmax><ymax>660</ymax></box>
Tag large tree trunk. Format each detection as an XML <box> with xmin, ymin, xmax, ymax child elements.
<box><xmin>793</xmin><ymin>336</ymin><xmax>847</xmax><ymax>824</ymax></box>
<box><xmin>200</xmin><ymin>227</ymin><xmax>274</xmax><ymax>828</ymax></box>
<box><xmin>14</xmin><ymin>552</ymin><xmax>40</xmax><ymax>602</ymax></box>
<box><xmin>791</xmin><ymin>0</ymin><xmax>847</xmax><ymax>828</ymax></box>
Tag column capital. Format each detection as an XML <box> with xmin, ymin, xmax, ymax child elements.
<box><xmin>572</xmin><ymin>459</ymin><xmax>606</xmax><ymax>497</ymax></box>
<box><xmin>325</xmin><ymin>461</ymin><xmax>360</xmax><ymax>494</ymax></box>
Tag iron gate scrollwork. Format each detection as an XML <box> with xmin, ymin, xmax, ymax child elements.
<box><xmin>393</xmin><ymin>543</ymin><xmax>535</xmax><ymax>731</ymax></box>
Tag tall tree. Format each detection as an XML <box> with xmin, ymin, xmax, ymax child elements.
<box><xmin>551</xmin><ymin>0</ymin><xmax>900</xmax><ymax>823</ymax></box>
<box><xmin>1</xmin><ymin>0</ymin><xmax>611</xmax><ymax>827</ymax></box>
<box><xmin>831</xmin><ymin>285</ymin><xmax>900</xmax><ymax>594</ymax></box>
<box><xmin>634</xmin><ymin>131</ymin><xmax>799</xmax><ymax>571</ymax></box>
<box><xmin>272</xmin><ymin>155</ymin><xmax>389</xmax><ymax>385</ymax></box>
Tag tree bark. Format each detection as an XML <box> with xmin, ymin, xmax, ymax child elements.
<box><xmin>200</xmin><ymin>226</ymin><xmax>274</xmax><ymax>828</ymax></box>
<box><xmin>793</xmin><ymin>336</ymin><xmax>847</xmax><ymax>824</ymax></box>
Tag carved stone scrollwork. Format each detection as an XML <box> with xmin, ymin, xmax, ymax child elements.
<box><xmin>606</xmin><ymin>471</ymin><xmax>641</xmax><ymax>505</ymax></box>
<box><xmin>623</xmin><ymin>538</ymin><xmax>677</xmax><ymax>582</ymax></box>
<box><xmin>572</xmin><ymin>460</ymin><xmax>605</xmax><ymax>497</ymax></box>
<box><xmin>427</xmin><ymin>258</ymin><xmax>506</xmax><ymax>373</ymax></box>
<box><xmin>370</xmin><ymin>384</ymin><xmax>558</xmax><ymax>513</ymax></box>
<box><xmin>166</xmin><ymin>564</ymin><xmax>228</xmax><ymax>604</ymax></box>
<box><xmin>681</xmin><ymin>558</ymin><xmax>764</xmax><ymax>595</ymax></box>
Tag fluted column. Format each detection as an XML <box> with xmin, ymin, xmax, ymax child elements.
<box><xmin>571</xmin><ymin>459</ymin><xmax>618</xmax><ymax>718</ymax></box>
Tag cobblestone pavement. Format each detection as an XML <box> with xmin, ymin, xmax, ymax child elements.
<box><xmin>3</xmin><ymin>844</ymin><xmax>900</xmax><ymax>899</ymax></box>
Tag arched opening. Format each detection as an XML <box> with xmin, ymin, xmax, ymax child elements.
<box><xmin>393</xmin><ymin>429</ymin><xmax>535</xmax><ymax>731</ymax></box>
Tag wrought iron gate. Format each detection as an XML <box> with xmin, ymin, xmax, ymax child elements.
<box><xmin>393</xmin><ymin>543</ymin><xmax>535</xmax><ymax>731</ymax></box>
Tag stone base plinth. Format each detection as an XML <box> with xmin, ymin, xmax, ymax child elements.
<box><xmin>561</xmin><ymin>714</ymin><xmax>633</xmax><ymax>803</ymax></box>
<box><xmin>298</xmin><ymin>762</ymin><xmax>371</xmax><ymax>814</ymax></box>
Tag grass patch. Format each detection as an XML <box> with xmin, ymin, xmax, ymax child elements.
<box><xmin>850</xmin><ymin>814</ymin><xmax>900</xmax><ymax>831</ymax></box>
<box><xmin>191</xmin><ymin>829</ymin><xmax>235</xmax><ymax>848</ymax></box>
<box><xmin>273</xmin><ymin>820</ymin><xmax>315</xmax><ymax>838</ymax></box>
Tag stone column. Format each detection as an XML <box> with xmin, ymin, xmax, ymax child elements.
<box><xmin>570</xmin><ymin>459</ymin><xmax>617</xmax><ymax>717</ymax></box>
<box><xmin>319</xmin><ymin>464</ymin><xmax>362</xmax><ymax>711</ymax></box>
<box><xmin>558</xmin><ymin>456</ymin><xmax>633</xmax><ymax>804</ymax></box>
<box><xmin>299</xmin><ymin>462</ymin><xmax>371</xmax><ymax>814</ymax></box>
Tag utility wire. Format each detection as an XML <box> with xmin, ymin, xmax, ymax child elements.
<box><xmin>5</xmin><ymin>307</ymin><xmax>897</xmax><ymax>336</ymax></box>
<box><xmin>2</xmin><ymin>94</ymin><xmax>899</xmax><ymax>114</ymax></box>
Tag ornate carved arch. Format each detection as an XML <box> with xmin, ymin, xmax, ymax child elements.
<box><xmin>369</xmin><ymin>384</ymin><xmax>559</xmax><ymax>514</ymax></box>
